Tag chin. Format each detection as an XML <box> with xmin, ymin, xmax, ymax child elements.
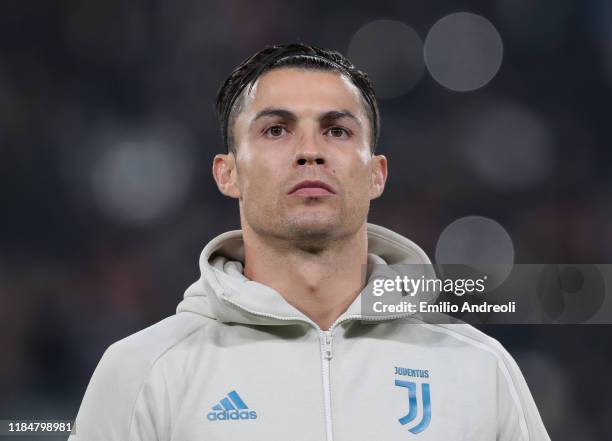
<box><xmin>284</xmin><ymin>215</ymin><xmax>341</xmax><ymax>240</ymax></box>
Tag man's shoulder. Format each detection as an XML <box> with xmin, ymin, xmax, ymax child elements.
<box><xmin>397</xmin><ymin>314</ymin><xmax>515</xmax><ymax>362</ymax></box>
<box><xmin>72</xmin><ymin>312</ymin><xmax>216</xmax><ymax>440</ymax></box>
<box><xmin>98</xmin><ymin>311</ymin><xmax>213</xmax><ymax>378</ymax></box>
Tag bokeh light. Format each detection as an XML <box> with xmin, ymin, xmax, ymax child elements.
<box><xmin>424</xmin><ymin>12</ymin><xmax>503</xmax><ymax>91</ymax></box>
<box><xmin>347</xmin><ymin>19</ymin><xmax>425</xmax><ymax>99</ymax></box>
<box><xmin>435</xmin><ymin>215</ymin><xmax>514</xmax><ymax>289</ymax></box>
<box><xmin>88</xmin><ymin>126</ymin><xmax>195</xmax><ymax>226</ymax></box>
<box><xmin>461</xmin><ymin>103</ymin><xmax>556</xmax><ymax>189</ymax></box>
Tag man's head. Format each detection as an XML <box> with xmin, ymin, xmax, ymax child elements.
<box><xmin>216</xmin><ymin>43</ymin><xmax>380</xmax><ymax>155</ymax></box>
<box><xmin>212</xmin><ymin>43</ymin><xmax>388</xmax><ymax>249</ymax></box>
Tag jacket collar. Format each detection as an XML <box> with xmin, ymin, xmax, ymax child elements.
<box><xmin>177</xmin><ymin>223</ymin><xmax>435</xmax><ymax>327</ymax></box>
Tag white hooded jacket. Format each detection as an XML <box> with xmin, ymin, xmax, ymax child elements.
<box><xmin>70</xmin><ymin>223</ymin><xmax>551</xmax><ymax>441</ymax></box>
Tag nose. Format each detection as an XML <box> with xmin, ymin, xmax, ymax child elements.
<box><xmin>295</xmin><ymin>151</ymin><xmax>326</xmax><ymax>166</ymax></box>
<box><xmin>294</xmin><ymin>132</ymin><xmax>327</xmax><ymax>167</ymax></box>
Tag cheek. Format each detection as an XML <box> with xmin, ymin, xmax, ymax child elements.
<box><xmin>237</xmin><ymin>155</ymin><xmax>282</xmax><ymax>198</ymax></box>
<box><xmin>345</xmin><ymin>146</ymin><xmax>372</xmax><ymax>178</ymax></box>
<box><xmin>340</xmin><ymin>162</ymin><xmax>373</xmax><ymax>205</ymax></box>
<box><xmin>236</xmin><ymin>148</ymin><xmax>260</xmax><ymax>188</ymax></box>
<box><xmin>342</xmin><ymin>153</ymin><xmax>372</xmax><ymax>186</ymax></box>
<box><xmin>357</xmin><ymin>145</ymin><xmax>372</xmax><ymax>165</ymax></box>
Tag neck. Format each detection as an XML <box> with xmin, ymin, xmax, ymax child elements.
<box><xmin>242</xmin><ymin>223</ymin><xmax>368</xmax><ymax>331</ymax></box>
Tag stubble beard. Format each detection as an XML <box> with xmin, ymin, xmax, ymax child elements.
<box><xmin>244</xmin><ymin>196</ymin><xmax>367</xmax><ymax>255</ymax></box>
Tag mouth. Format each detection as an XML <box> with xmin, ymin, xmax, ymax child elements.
<box><xmin>288</xmin><ymin>180</ymin><xmax>336</xmax><ymax>197</ymax></box>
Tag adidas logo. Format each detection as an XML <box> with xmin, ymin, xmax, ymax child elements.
<box><xmin>206</xmin><ymin>390</ymin><xmax>257</xmax><ymax>421</ymax></box>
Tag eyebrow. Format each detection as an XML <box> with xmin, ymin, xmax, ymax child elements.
<box><xmin>250</xmin><ymin>108</ymin><xmax>362</xmax><ymax>128</ymax></box>
<box><xmin>251</xmin><ymin>108</ymin><xmax>296</xmax><ymax>126</ymax></box>
<box><xmin>320</xmin><ymin>110</ymin><xmax>362</xmax><ymax>127</ymax></box>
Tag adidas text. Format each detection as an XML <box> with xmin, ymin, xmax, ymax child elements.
<box><xmin>207</xmin><ymin>410</ymin><xmax>258</xmax><ymax>421</ymax></box>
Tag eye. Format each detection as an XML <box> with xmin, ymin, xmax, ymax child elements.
<box><xmin>326</xmin><ymin>126</ymin><xmax>351</xmax><ymax>138</ymax></box>
<box><xmin>264</xmin><ymin>125</ymin><xmax>287</xmax><ymax>138</ymax></box>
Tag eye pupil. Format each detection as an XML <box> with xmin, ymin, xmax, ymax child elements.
<box><xmin>270</xmin><ymin>126</ymin><xmax>283</xmax><ymax>136</ymax></box>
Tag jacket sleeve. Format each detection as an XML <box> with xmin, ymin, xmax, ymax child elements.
<box><xmin>495</xmin><ymin>343</ymin><xmax>551</xmax><ymax>441</ymax></box>
<box><xmin>68</xmin><ymin>342</ymin><xmax>164</xmax><ymax>441</ymax></box>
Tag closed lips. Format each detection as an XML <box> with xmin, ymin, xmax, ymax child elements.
<box><xmin>288</xmin><ymin>180</ymin><xmax>336</xmax><ymax>195</ymax></box>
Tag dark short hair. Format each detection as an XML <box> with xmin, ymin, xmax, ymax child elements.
<box><xmin>215</xmin><ymin>43</ymin><xmax>380</xmax><ymax>154</ymax></box>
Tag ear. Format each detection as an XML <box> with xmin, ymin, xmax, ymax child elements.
<box><xmin>369</xmin><ymin>154</ymin><xmax>388</xmax><ymax>200</ymax></box>
<box><xmin>212</xmin><ymin>153</ymin><xmax>241</xmax><ymax>199</ymax></box>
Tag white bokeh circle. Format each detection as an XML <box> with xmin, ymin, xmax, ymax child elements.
<box><xmin>348</xmin><ymin>19</ymin><xmax>425</xmax><ymax>99</ymax></box>
<box><xmin>425</xmin><ymin>12</ymin><xmax>503</xmax><ymax>91</ymax></box>
<box><xmin>435</xmin><ymin>215</ymin><xmax>514</xmax><ymax>290</ymax></box>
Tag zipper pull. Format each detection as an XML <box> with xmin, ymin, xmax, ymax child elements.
<box><xmin>323</xmin><ymin>331</ymin><xmax>333</xmax><ymax>360</ymax></box>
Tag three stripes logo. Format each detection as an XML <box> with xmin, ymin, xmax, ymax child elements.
<box><xmin>395</xmin><ymin>380</ymin><xmax>431</xmax><ymax>434</ymax></box>
<box><xmin>206</xmin><ymin>390</ymin><xmax>257</xmax><ymax>421</ymax></box>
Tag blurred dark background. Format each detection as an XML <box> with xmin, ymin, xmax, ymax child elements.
<box><xmin>1</xmin><ymin>1</ymin><xmax>611</xmax><ymax>440</ymax></box>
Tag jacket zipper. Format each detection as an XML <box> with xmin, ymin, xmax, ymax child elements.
<box><xmin>320</xmin><ymin>330</ymin><xmax>333</xmax><ymax>441</ymax></box>
<box><xmin>315</xmin><ymin>313</ymin><xmax>416</xmax><ymax>441</ymax></box>
<box><xmin>223</xmin><ymin>297</ymin><xmax>336</xmax><ymax>440</ymax></box>
<box><xmin>222</xmin><ymin>296</ymin><xmax>416</xmax><ymax>441</ymax></box>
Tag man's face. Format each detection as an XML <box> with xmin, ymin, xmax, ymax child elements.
<box><xmin>213</xmin><ymin>67</ymin><xmax>387</xmax><ymax>245</ymax></box>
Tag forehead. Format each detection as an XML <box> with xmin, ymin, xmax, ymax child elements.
<box><xmin>241</xmin><ymin>67</ymin><xmax>367</xmax><ymax>117</ymax></box>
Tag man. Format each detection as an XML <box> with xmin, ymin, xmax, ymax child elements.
<box><xmin>71</xmin><ymin>43</ymin><xmax>550</xmax><ymax>440</ymax></box>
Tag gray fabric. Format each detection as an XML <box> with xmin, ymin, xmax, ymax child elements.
<box><xmin>70</xmin><ymin>223</ymin><xmax>550</xmax><ymax>441</ymax></box>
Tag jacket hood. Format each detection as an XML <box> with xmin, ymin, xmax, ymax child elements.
<box><xmin>176</xmin><ymin>223</ymin><xmax>436</xmax><ymax>327</ymax></box>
